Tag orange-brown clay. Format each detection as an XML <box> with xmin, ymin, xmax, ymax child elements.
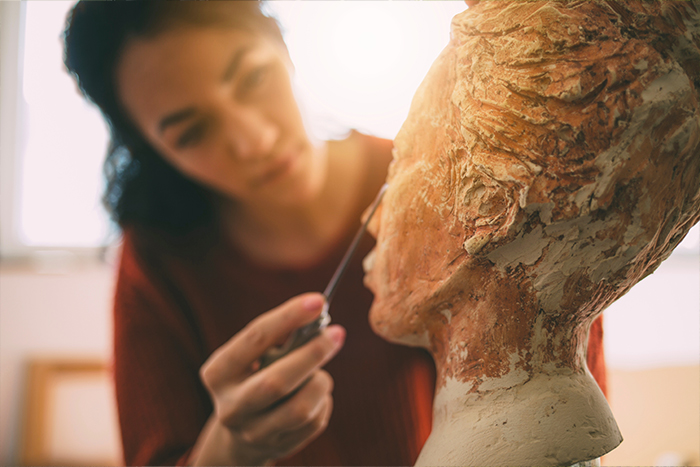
<box><xmin>364</xmin><ymin>1</ymin><xmax>700</xmax><ymax>465</ymax></box>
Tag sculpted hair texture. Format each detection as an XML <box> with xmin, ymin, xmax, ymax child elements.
<box><xmin>379</xmin><ymin>0</ymin><xmax>700</xmax><ymax>389</ymax></box>
<box><xmin>437</xmin><ymin>1</ymin><xmax>700</xmax><ymax>312</ymax></box>
<box><xmin>63</xmin><ymin>1</ymin><xmax>285</xmax><ymax>232</ymax></box>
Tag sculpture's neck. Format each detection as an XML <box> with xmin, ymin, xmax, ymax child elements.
<box><xmin>427</xmin><ymin>295</ymin><xmax>592</xmax><ymax>391</ymax></box>
<box><xmin>417</xmin><ymin>371</ymin><xmax>621</xmax><ymax>467</ymax></box>
<box><xmin>415</xmin><ymin>288</ymin><xmax>621</xmax><ymax>466</ymax></box>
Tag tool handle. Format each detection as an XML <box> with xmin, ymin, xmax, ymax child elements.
<box><xmin>259</xmin><ymin>302</ymin><xmax>330</xmax><ymax>368</ymax></box>
<box><xmin>323</xmin><ymin>183</ymin><xmax>388</xmax><ymax>304</ymax></box>
<box><xmin>258</xmin><ymin>184</ymin><xmax>387</xmax><ymax>370</ymax></box>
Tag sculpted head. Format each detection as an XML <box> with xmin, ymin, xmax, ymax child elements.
<box><xmin>364</xmin><ymin>0</ymin><xmax>700</xmax><ymax>383</ymax></box>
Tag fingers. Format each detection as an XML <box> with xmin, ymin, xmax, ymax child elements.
<box><xmin>273</xmin><ymin>393</ymin><xmax>333</xmax><ymax>458</ymax></box>
<box><xmin>197</xmin><ymin>292</ymin><xmax>345</xmax><ymax>462</ymax></box>
<box><xmin>202</xmin><ymin>293</ymin><xmax>326</xmax><ymax>382</ymax></box>
<box><xmin>239</xmin><ymin>370</ymin><xmax>334</xmax><ymax>447</ymax></box>
<box><xmin>235</xmin><ymin>325</ymin><xmax>344</xmax><ymax>415</ymax></box>
<box><xmin>236</xmin><ymin>393</ymin><xmax>333</xmax><ymax>462</ymax></box>
<box><xmin>236</xmin><ymin>293</ymin><xmax>327</xmax><ymax>368</ymax></box>
<box><xmin>216</xmin><ymin>325</ymin><xmax>345</xmax><ymax>425</ymax></box>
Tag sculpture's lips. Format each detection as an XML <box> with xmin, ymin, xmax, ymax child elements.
<box><xmin>362</xmin><ymin>248</ymin><xmax>377</xmax><ymax>293</ymax></box>
<box><xmin>362</xmin><ymin>248</ymin><xmax>377</xmax><ymax>275</ymax></box>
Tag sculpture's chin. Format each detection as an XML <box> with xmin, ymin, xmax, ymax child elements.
<box><xmin>368</xmin><ymin>299</ymin><xmax>431</xmax><ymax>349</ymax></box>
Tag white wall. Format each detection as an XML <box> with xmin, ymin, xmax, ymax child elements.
<box><xmin>0</xmin><ymin>260</ymin><xmax>117</xmax><ymax>466</ymax></box>
<box><xmin>602</xmin><ymin>250</ymin><xmax>700</xmax><ymax>466</ymax></box>
<box><xmin>604</xmin><ymin>253</ymin><xmax>700</xmax><ymax>370</ymax></box>
<box><xmin>604</xmin><ymin>365</ymin><xmax>700</xmax><ymax>466</ymax></box>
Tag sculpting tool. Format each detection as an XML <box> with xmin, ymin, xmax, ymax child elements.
<box><xmin>260</xmin><ymin>183</ymin><xmax>388</xmax><ymax>368</ymax></box>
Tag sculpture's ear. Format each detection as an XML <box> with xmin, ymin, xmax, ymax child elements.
<box><xmin>455</xmin><ymin>147</ymin><xmax>535</xmax><ymax>255</ymax></box>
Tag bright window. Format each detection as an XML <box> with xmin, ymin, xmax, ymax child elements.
<box><xmin>8</xmin><ymin>0</ymin><xmax>467</xmax><ymax>251</ymax></box>
<box><xmin>19</xmin><ymin>1</ymin><xmax>111</xmax><ymax>248</ymax></box>
<box><xmin>6</xmin><ymin>0</ymin><xmax>700</xmax><ymax>258</ymax></box>
<box><xmin>268</xmin><ymin>1</ymin><xmax>468</xmax><ymax>139</ymax></box>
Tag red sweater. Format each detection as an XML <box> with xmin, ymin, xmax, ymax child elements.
<box><xmin>113</xmin><ymin>134</ymin><xmax>435</xmax><ymax>466</ymax></box>
<box><xmin>112</xmin><ymin>133</ymin><xmax>606</xmax><ymax>466</ymax></box>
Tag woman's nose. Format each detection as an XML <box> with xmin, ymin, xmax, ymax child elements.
<box><xmin>224</xmin><ymin>106</ymin><xmax>278</xmax><ymax>161</ymax></box>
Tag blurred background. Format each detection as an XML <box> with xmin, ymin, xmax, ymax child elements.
<box><xmin>0</xmin><ymin>1</ymin><xmax>698</xmax><ymax>466</ymax></box>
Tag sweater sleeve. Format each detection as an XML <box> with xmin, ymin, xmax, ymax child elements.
<box><xmin>587</xmin><ymin>315</ymin><xmax>607</xmax><ymax>397</ymax></box>
<box><xmin>112</xmin><ymin>232</ymin><xmax>211</xmax><ymax>466</ymax></box>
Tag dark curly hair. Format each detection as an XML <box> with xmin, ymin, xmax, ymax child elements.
<box><xmin>63</xmin><ymin>1</ymin><xmax>285</xmax><ymax>233</ymax></box>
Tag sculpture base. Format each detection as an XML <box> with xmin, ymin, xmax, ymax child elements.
<box><xmin>417</xmin><ymin>372</ymin><xmax>622</xmax><ymax>467</ymax></box>
<box><xmin>570</xmin><ymin>458</ymin><xmax>600</xmax><ymax>467</ymax></box>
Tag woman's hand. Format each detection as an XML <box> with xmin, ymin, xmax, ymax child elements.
<box><xmin>190</xmin><ymin>293</ymin><xmax>346</xmax><ymax>466</ymax></box>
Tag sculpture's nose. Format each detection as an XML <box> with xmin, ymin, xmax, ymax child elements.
<box><xmin>365</xmin><ymin>201</ymin><xmax>382</xmax><ymax>240</ymax></box>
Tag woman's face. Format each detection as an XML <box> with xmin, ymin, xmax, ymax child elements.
<box><xmin>116</xmin><ymin>26</ymin><xmax>323</xmax><ymax>207</ymax></box>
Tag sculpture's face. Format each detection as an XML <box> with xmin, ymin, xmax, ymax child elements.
<box><xmin>364</xmin><ymin>48</ymin><xmax>471</xmax><ymax>347</ymax></box>
<box><xmin>366</xmin><ymin>0</ymin><xmax>700</xmax><ymax>356</ymax></box>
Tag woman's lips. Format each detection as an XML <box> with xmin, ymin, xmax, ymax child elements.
<box><xmin>252</xmin><ymin>151</ymin><xmax>299</xmax><ymax>187</ymax></box>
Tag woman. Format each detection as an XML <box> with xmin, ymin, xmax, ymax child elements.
<box><xmin>63</xmin><ymin>2</ymin><xmax>435</xmax><ymax>465</ymax></box>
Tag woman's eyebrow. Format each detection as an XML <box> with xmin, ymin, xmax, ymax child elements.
<box><xmin>158</xmin><ymin>46</ymin><xmax>253</xmax><ymax>134</ymax></box>
<box><xmin>158</xmin><ymin>108</ymin><xmax>196</xmax><ymax>134</ymax></box>
<box><xmin>222</xmin><ymin>46</ymin><xmax>252</xmax><ymax>82</ymax></box>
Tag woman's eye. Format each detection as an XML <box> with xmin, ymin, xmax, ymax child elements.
<box><xmin>176</xmin><ymin>121</ymin><xmax>207</xmax><ymax>149</ymax></box>
<box><xmin>240</xmin><ymin>66</ymin><xmax>268</xmax><ymax>94</ymax></box>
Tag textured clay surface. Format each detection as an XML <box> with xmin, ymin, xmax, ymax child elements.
<box><xmin>364</xmin><ymin>1</ymin><xmax>700</xmax><ymax>465</ymax></box>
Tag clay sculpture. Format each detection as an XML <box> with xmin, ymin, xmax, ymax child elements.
<box><xmin>363</xmin><ymin>2</ymin><xmax>700</xmax><ymax>465</ymax></box>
